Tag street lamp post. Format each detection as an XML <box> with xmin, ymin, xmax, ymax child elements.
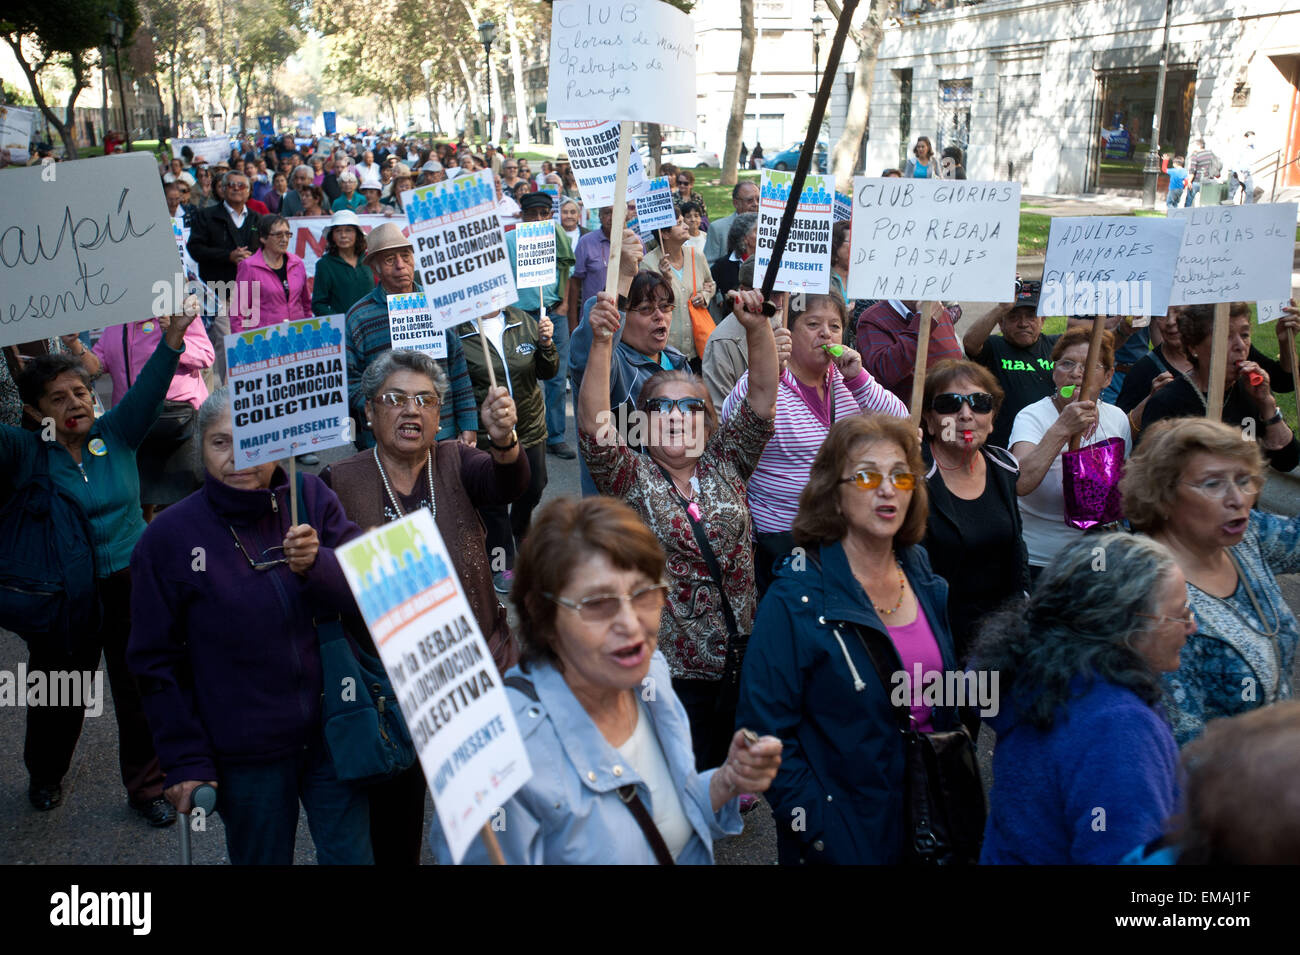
<box><xmin>201</xmin><ymin>57</ymin><xmax>213</xmax><ymax>135</ymax></box>
<box><xmin>1143</xmin><ymin>0</ymin><xmax>1174</xmax><ymax>208</ymax></box>
<box><xmin>478</xmin><ymin>20</ymin><xmax>497</xmax><ymax>143</ymax></box>
<box><xmin>812</xmin><ymin>14</ymin><xmax>824</xmax><ymax>91</ymax></box>
<box><xmin>107</xmin><ymin>12</ymin><xmax>130</xmax><ymax>151</ymax></box>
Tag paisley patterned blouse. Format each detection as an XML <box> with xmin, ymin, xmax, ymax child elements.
<box><xmin>579</xmin><ymin>398</ymin><xmax>774</xmax><ymax>680</ymax></box>
<box><xmin>1162</xmin><ymin>510</ymin><xmax>1300</xmax><ymax>746</ymax></box>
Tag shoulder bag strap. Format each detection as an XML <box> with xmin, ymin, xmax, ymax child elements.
<box><xmin>652</xmin><ymin>462</ymin><xmax>738</xmax><ymax>641</ymax></box>
<box><xmin>618</xmin><ymin>784</ymin><xmax>676</xmax><ymax>865</ymax></box>
<box><xmin>123</xmin><ymin>325</ymin><xmax>133</xmax><ymax>388</ymax></box>
<box><xmin>502</xmin><ymin>675</ymin><xmax>538</xmax><ymax>702</ymax></box>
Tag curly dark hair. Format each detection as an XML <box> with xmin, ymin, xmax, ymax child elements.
<box><xmin>969</xmin><ymin>533</ymin><xmax>1176</xmax><ymax>731</ymax></box>
<box><xmin>17</xmin><ymin>352</ymin><xmax>90</xmax><ymax>409</ymax></box>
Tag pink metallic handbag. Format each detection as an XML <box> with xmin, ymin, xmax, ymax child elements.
<box><xmin>1061</xmin><ymin>436</ymin><xmax>1126</xmax><ymax>530</ymax></box>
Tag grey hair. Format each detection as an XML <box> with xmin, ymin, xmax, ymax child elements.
<box><xmin>220</xmin><ymin>170</ymin><xmax>249</xmax><ymax>191</ymax></box>
<box><xmin>360</xmin><ymin>349</ymin><xmax>450</xmax><ymax>404</ymax></box>
<box><xmin>338</xmin><ymin>170</ymin><xmax>358</xmax><ymax>184</ymax></box>
<box><xmin>559</xmin><ymin>196</ymin><xmax>580</xmax><ymax>212</ymax></box>
<box><xmin>727</xmin><ymin>212</ymin><xmax>758</xmax><ymax>257</ymax></box>
<box><xmin>970</xmin><ymin>533</ymin><xmax>1178</xmax><ymax>731</ymax></box>
<box><xmin>194</xmin><ymin>387</ymin><xmax>230</xmax><ymax>472</ymax></box>
<box><xmin>293</xmin><ymin>164</ymin><xmax>314</xmax><ymax>179</ymax></box>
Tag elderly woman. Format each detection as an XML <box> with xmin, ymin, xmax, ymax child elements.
<box><xmin>974</xmin><ymin>534</ymin><xmax>1189</xmax><ymax>863</ymax></box>
<box><xmin>358</xmin><ymin>176</ymin><xmax>386</xmax><ymax>215</ymax></box>
<box><xmin>297</xmin><ymin>184</ymin><xmax>327</xmax><ymax>217</ymax></box>
<box><xmin>1115</xmin><ymin>306</ymin><xmax>1190</xmax><ymax>431</ymax></box>
<box><xmin>312</xmin><ymin>210</ymin><xmax>375</xmax><ymax>317</ymax></box>
<box><xmin>579</xmin><ymin>288</ymin><xmax>780</xmax><ymax>768</ymax></box>
<box><xmin>710</xmin><ymin>212</ymin><xmax>756</xmax><ymax>307</ymax></box>
<box><xmin>430</xmin><ymin>496</ymin><xmax>783</xmax><ymax>864</ymax></box>
<box><xmin>920</xmin><ymin>359</ymin><xmax>1029</xmax><ymax>661</ymax></box>
<box><xmin>320</xmin><ymin>349</ymin><xmax>529</xmax><ymax>865</ymax></box>
<box><xmin>642</xmin><ymin>203</ymin><xmax>715</xmax><ymax>372</ymax></box>
<box><xmin>722</xmin><ymin>293</ymin><xmax>905</xmax><ymax>593</ymax></box>
<box><xmin>1121</xmin><ymin>417</ymin><xmax>1299</xmax><ymax>746</ymax></box>
<box><xmin>1141</xmin><ymin>302</ymin><xmax>1299</xmax><ymax>472</ymax></box>
<box><xmin>231</xmin><ymin>214</ymin><xmax>312</xmax><ymax>331</ymax></box>
<box><xmin>737</xmin><ymin>415</ymin><xmax>970</xmax><ymax>864</ymax></box>
<box><xmin>2</xmin><ymin>306</ymin><xmax>203</xmax><ymax>823</ymax></box>
<box><xmin>330</xmin><ymin>170</ymin><xmax>365</xmax><ymax>211</ymax></box>
<box><xmin>1010</xmin><ymin>325</ymin><xmax>1131</xmax><ymax>577</ymax></box>
<box><xmin>451</xmin><ymin>307</ymin><xmax>557</xmax><ymax>593</ymax></box>
<box><xmin>382</xmin><ymin>163</ymin><xmax>414</xmax><ymax>213</ymax></box>
<box><xmin>829</xmin><ymin>220</ymin><xmax>852</xmax><ymax>309</ymax></box>
<box><xmin>129</xmin><ymin>389</ymin><xmax>373</xmax><ymax>864</ymax></box>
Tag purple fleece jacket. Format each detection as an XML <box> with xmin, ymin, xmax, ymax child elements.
<box><xmin>128</xmin><ymin>468</ymin><xmax>364</xmax><ymax>787</ymax></box>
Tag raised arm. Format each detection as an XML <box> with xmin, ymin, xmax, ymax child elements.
<box><xmin>576</xmin><ymin>292</ymin><xmax>623</xmax><ymax>445</ymax></box>
<box><xmin>963</xmin><ymin>303</ymin><xmax>1011</xmax><ymax>360</ymax></box>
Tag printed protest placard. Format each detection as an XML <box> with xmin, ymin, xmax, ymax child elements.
<box><xmin>515</xmin><ymin>220</ymin><xmax>558</xmax><ymax>289</ymax></box>
<box><xmin>848</xmin><ymin>178</ymin><xmax>1022</xmax><ymax>303</ymax></box>
<box><xmin>1039</xmin><ymin>215</ymin><xmax>1186</xmax><ymax>317</ymax></box>
<box><xmin>0</xmin><ymin>105</ymin><xmax>35</xmax><ymax>163</ymax></box>
<box><xmin>547</xmin><ymin>0</ymin><xmax>696</xmax><ymax>131</ymax></box>
<box><xmin>538</xmin><ymin>182</ymin><xmax>562</xmax><ymax>220</ymax></box>
<box><xmin>286</xmin><ymin>214</ymin><xmax>409</xmax><ymax>290</ymax></box>
<box><xmin>834</xmin><ymin>191</ymin><xmax>852</xmax><ymax>223</ymax></box>
<box><xmin>225</xmin><ymin>315</ymin><xmax>350</xmax><ymax>465</ymax></box>
<box><xmin>634</xmin><ymin>176</ymin><xmax>677</xmax><ymax>232</ymax></box>
<box><xmin>387</xmin><ymin>292</ymin><xmax>448</xmax><ymax>358</ymax></box>
<box><xmin>557</xmin><ymin>120</ymin><xmax>649</xmax><ymax>207</ymax></box>
<box><xmin>400</xmin><ymin>169</ymin><xmax>517</xmax><ymax>324</ymax></box>
<box><xmin>0</xmin><ymin>152</ymin><xmax>185</xmax><ymax>347</ymax></box>
<box><xmin>755</xmin><ymin>169</ymin><xmax>836</xmax><ymax>293</ymax></box>
<box><xmin>171</xmin><ymin>136</ymin><xmax>230</xmax><ymax>165</ymax></box>
<box><xmin>1169</xmin><ymin>203</ymin><xmax>1298</xmax><ymax>312</ymax></box>
<box><xmin>336</xmin><ymin>509</ymin><xmax>532</xmax><ymax>864</ymax></box>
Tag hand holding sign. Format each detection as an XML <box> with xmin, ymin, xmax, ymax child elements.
<box><xmin>590</xmin><ymin>291</ymin><xmax>622</xmax><ymax>342</ymax></box>
<box><xmin>283</xmin><ymin>524</ymin><xmax>320</xmax><ymax>575</ymax></box>
<box><xmin>164</xmin><ymin>294</ymin><xmax>203</xmax><ymax>350</ymax></box>
<box><xmin>483</xmin><ymin>386</ymin><xmax>518</xmax><ymax>450</ymax></box>
<box><xmin>538</xmin><ymin>316</ymin><xmax>554</xmax><ymax>347</ymax></box>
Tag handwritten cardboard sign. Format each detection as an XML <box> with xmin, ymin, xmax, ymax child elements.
<box><xmin>0</xmin><ymin>152</ymin><xmax>184</xmax><ymax>347</ymax></box>
<box><xmin>755</xmin><ymin>169</ymin><xmax>835</xmax><ymax>294</ymax></box>
<box><xmin>1169</xmin><ymin>203</ymin><xmax>1298</xmax><ymax>311</ymax></box>
<box><xmin>225</xmin><ymin>315</ymin><xmax>351</xmax><ymax>465</ymax></box>
<box><xmin>547</xmin><ymin>0</ymin><xmax>697</xmax><ymax>131</ymax></box>
<box><xmin>1039</xmin><ymin>215</ymin><xmax>1186</xmax><ymax>316</ymax></box>
<box><xmin>336</xmin><ymin>509</ymin><xmax>532</xmax><ymax>864</ymax></box>
<box><xmin>0</xmin><ymin>105</ymin><xmax>35</xmax><ymax>163</ymax></box>
<box><xmin>847</xmin><ymin>178</ymin><xmax>1022</xmax><ymax>303</ymax></box>
<box><xmin>557</xmin><ymin>120</ymin><xmax>649</xmax><ymax>207</ymax></box>
<box><xmin>171</xmin><ymin>136</ymin><xmax>231</xmax><ymax>165</ymax></box>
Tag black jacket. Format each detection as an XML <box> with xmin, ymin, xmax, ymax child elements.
<box><xmin>186</xmin><ymin>203</ymin><xmax>262</xmax><ymax>285</ymax></box>
<box><xmin>1141</xmin><ymin>376</ymin><xmax>1300</xmax><ymax>472</ymax></box>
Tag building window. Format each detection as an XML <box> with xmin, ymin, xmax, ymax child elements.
<box><xmin>937</xmin><ymin>78</ymin><xmax>972</xmax><ymax>167</ymax></box>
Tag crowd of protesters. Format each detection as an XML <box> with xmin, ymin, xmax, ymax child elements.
<box><xmin>1</xmin><ymin>123</ymin><xmax>1299</xmax><ymax>868</ymax></box>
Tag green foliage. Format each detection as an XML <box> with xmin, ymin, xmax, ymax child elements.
<box><xmin>3</xmin><ymin>0</ymin><xmax>139</xmax><ymax>57</ymax></box>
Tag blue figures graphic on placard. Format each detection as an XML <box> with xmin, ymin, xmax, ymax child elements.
<box><xmin>361</xmin><ymin>571</ymin><xmax>380</xmax><ymax>619</ymax></box>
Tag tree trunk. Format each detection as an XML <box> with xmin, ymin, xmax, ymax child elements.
<box><xmin>505</xmin><ymin>3</ymin><xmax>530</xmax><ymax>147</ymax></box>
<box><xmin>2</xmin><ymin>35</ymin><xmax>82</xmax><ymax>159</ymax></box>
<box><xmin>721</xmin><ymin>0</ymin><xmax>756</xmax><ymax>186</ymax></box>
<box><xmin>648</xmin><ymin>123</ymin><xmax>663</xmax><ymax>178</ymax></box>
<box><xmin>454</xmin><ymin>51</ymin><xmax>485</xmax><ymax>139</ymax></box>
<box><xmin>829</xmin><ymin>0</ymin><xmax>885</xmax><ymax>183</ymax></box>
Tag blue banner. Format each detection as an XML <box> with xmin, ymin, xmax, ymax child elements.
<box><xmin>323</xmin><ymin>111</ymin><xmax>337</xmax><ymax>135</ymax></box>
<box><xmin>258</xmin><ymin>115</ymin><xmax>274</xmax><ymax>137</ymax></box>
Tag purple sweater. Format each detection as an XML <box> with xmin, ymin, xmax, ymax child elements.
<box><xmin>128</xmin><ymin>468</ymin><xmax>364</xmax><ymax>787</ymax></box>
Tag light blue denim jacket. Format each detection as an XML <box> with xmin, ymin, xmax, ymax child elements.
<box><xmin>428</xmin><ymin>651</ymin><xmax>743</xmax><ymax>864</ymax></box>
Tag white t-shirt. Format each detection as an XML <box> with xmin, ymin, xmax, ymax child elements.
<box><xmin>1009</xmin><ymin>396</ymin><xmax>1132</xmax><ymax>567</ymax></box>
<box><xmin>616</xmin><ymin>702</ymin><xmax>692</xmax><ymax>861</ymax></box>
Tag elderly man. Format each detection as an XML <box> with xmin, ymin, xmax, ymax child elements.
<box><xmin>343</xmin><ymin>223</ymin><xmax>479</xmax><ymax>450</ymax></box>
<box><xmin>278</xmin><ymin>164</ymin><xmax>315</xmax><ymax>216</ymax></box>
<box><xmin>417</xmin><ymin>160</ymin><xmax>446</xmax><ymax>186</ymax></box>
<box><xmin>703</xmin><ymin>180</ymin><xmax>760</xmax><ymax>266</ymax></box>
<box><xmin>506</xmin><ymin>193</ymin><xmax>577</xmax><ymax>457</ymax></box>
<box><xmin>567</xmin><ymin>203</ymin><xmax>643</xmax><ymax>334</ymax></box>
<box><xmin>163</xmin><ymin>157</ymin><xmax>196</xmax><ymax>187</ymax></box>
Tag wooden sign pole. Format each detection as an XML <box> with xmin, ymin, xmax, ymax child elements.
<box><xmin>479</xmin><ymin>823</ymin><xmax>507</xmax><ymax>865</ymax></box>
<box><xmin>1068</xmin><ymin>315</ymin><xmax>1109</xmax><ymax>453</ymax></box>
<box><xmin>1206</xmin><ymin>302</ymin><xmax>1230</xmax><ymax>420</ymax></box>
<box><xmin>909</xmin><ymin>301</ymin><xmax>935</xmax><ymax>426</ymax></box>
<box><xmin>603</xmin><ymin>122</ymin><xmax>633</xmax><ymax>298</ymax></box>
<box><xmin>478</xmin><ymin>320</ymin><xmax>499</xmax><ymax>391</ymax></box>
<box><xmin>288</xmin><ymin>454</ymin><xmax>298</xmax><ymax>525</ymax></box>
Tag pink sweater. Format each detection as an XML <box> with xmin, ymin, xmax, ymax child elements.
<box><xmin>722</xmin><ymin>365</ymin><xmax>906</xmax><ymax>533</ymax></box>
<box><xmin>93</xmin><ymin>318</ymin><xmax>215</xmax><ymax>409</ymax></box>
<box><xmin>230</xmin><ymin>249</ymin><xmax>312</xmax><ymax>331</ymax></box>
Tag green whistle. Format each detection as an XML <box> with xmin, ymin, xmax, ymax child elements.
<box><xmin>1060</xmin><ymin>385</ymin><xmax>1076</xmax><ymax>398</ymax></box>
<box><xmin>822</xmin><ymin>344</ymin><xmax>845</xmax><ymax>358</ymax></box>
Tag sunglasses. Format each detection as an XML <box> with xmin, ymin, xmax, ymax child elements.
<box><xmin>544</xmin><ymin>582</ymin><xmax>669</xmax><ymax>622</ymax></box>
<box><xmin>839</xmin><ymin>469</ymin><xmax>918</xmax><ymax>491</ymax></box>
<box><xmin>644</xmin><ymin>396</ymin><xmax>706</xmax><ymax>415</ymax></box>
<box><xmin>931</xmin><ymin>392</ymin><xmax>995</xmax><ymax>415</ymax></box>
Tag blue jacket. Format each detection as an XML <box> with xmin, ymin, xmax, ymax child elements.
<box><xmin>429</xmin><ymin>651</ymin><xmax>743</xmax><ymax>864</ymax></box>
<box><xmin>980</xmin><ymin>676</ymin><xmax>1179</xmax><ymax>864</ymax></box>
<box><xmin>735</xmin><ymin>540</ymin><xmax>962</xmax><ymax>865</ymax></box>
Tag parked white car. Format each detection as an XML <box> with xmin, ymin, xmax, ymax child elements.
<box><xmin>639</xmin><ymin>142</ymin><xmax>721</xmax><ymax>170</ymax></box>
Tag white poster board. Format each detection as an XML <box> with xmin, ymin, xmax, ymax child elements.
<box><xmin>634</xmin><ymin>176</ymin><xmax>676</xmax><ymax>232</ymax></box>
<box><xmin>400</xmin><ymin>169</ymin><xmax>518</xmax><ymax>324</ymax></box>
<box><xmin>754</xmin><ymin>169</ymin><xmax>835</xmax><ymax>294</ymax></box>
<box><xmin>557</xmin><ymin>120</ymin><xmax>649</xmax><ymax>207</ymax></box>
<box><xmin>1169</xmin><ymin>203</ymin><xmax>1298</xmax><ymax>312</ymax></box>
<box><xmin>1039</xmin><ymin>215</ymin><xmax>1186</xmax><ymax>317</ymax></box>
<box><xmin>547</xmin><ymin>0</ymin><xmax>697</xmax><ymax>131</ymax></box>
<box><xmin>336</xmin><ymin>509</ymin><xmax>533</xmax><ymax>864</ymax></box>
<box><xmin>224</xmin><ymin>315</ymin><xmax>351</xmax><ymax>465</ymax></box>
<box><xmin>0</xmin><ymin>152</ymin><xmax>184</xmax><ymax>347</ymax></box>
<box><xmin>0</xmin><ymin>105</ymin><xmax>35</xmax><ymax>163</ymax></box>
<box><xmin>515</xmin><ymin>221</ymin><xmax>558</xmax><ymax>289</ymax></box>
<box><xmin>171</xmin><ymin>136</ymin><xmax>230</xmax><ymax>165</ymax></box>
<box><xmin>386</xmin><ymin>292</ymin><xmax>449</xmax><ymax>358</ymax></box>
<box><xmin>847</xmin><ymin>178</ymin><xmax>1022</xmax><ymax>303</ymax></box>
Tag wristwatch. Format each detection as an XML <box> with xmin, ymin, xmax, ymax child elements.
<box><xmin>489</xmin><ymin>430</ymin><xmax>519</xmax><ymax>452</ymax></box>
<box><xmin>1264</xmin><ymin>408</ymin><xmax>1285</xmax><ymax>426</ymax></box>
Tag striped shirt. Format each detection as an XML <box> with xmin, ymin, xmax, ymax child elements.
<box><xmin>722</xmin><ymin>365</ymin><xmax>907</xmax><ymax>533</ymax></box>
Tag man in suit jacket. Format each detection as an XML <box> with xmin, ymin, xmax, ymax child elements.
<box><xmin>703</xmin><ymin>180</ymin><xmax>759</xmax><ymax>267</ymax></box>
<box><xmin>277</xmin><ymin>164</ymin><xmax>315</xmax><ymax>217</ymax></box>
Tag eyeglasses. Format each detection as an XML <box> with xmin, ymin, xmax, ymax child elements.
<box><xmin>376</xmin><ymin>391</ymin><xmax>440</xmax><ymax>410</ymax></box>
<box><xmin>631</xmin><ymin>302</ymin><xmax>673</xmax><ymax>316</ymax></box>
<box><xmin>931</xmin><ymin>392</ymin><xmax>995</xmax><ymax>415</ymax></box>
<box><xmin>1136</xmin><ymin>601</ymin><xmax>1196</xmax><ymax>627</ymax></box>
<box><xmin>228</xmin><ymin>525</ymin><xmax>288</xmax><ymax>571</ymax></box>
<box><xmin>676</xmin><ymin>179</ymin><xmax>690</xmax><ymax>186</ymax></box>
<box><xmin>225</xmin><ymin>182</ymin><xmax>249</xmax><ymax>191</ymax></box>
<box><xmin>1054</xmin><ymin>358</ymin><xmax>1108</xmax><ymax>375</ymax></box>
<box><xmin>267</xmin><ymin>230</ymin><xmax>292</xmax><ymax>239</ymax></box>
<box><xmin>839</xmin><ymin>469</ymin><xmax>918</xmax><ymax>491</ymax></box>
<box><xmin>1180</xmin><ymin>475</ymin><xmax>1263</xmax><ymax>499</ymax></box>
<box><xmin>545</xmin><ymin>582</ymin><xmax>669</xmax><ymax>622</ymax></box>
<box><xmin>644</xmin><ymin>396</ymin><xmax>706</xmax><ymax>415</ymax></box>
